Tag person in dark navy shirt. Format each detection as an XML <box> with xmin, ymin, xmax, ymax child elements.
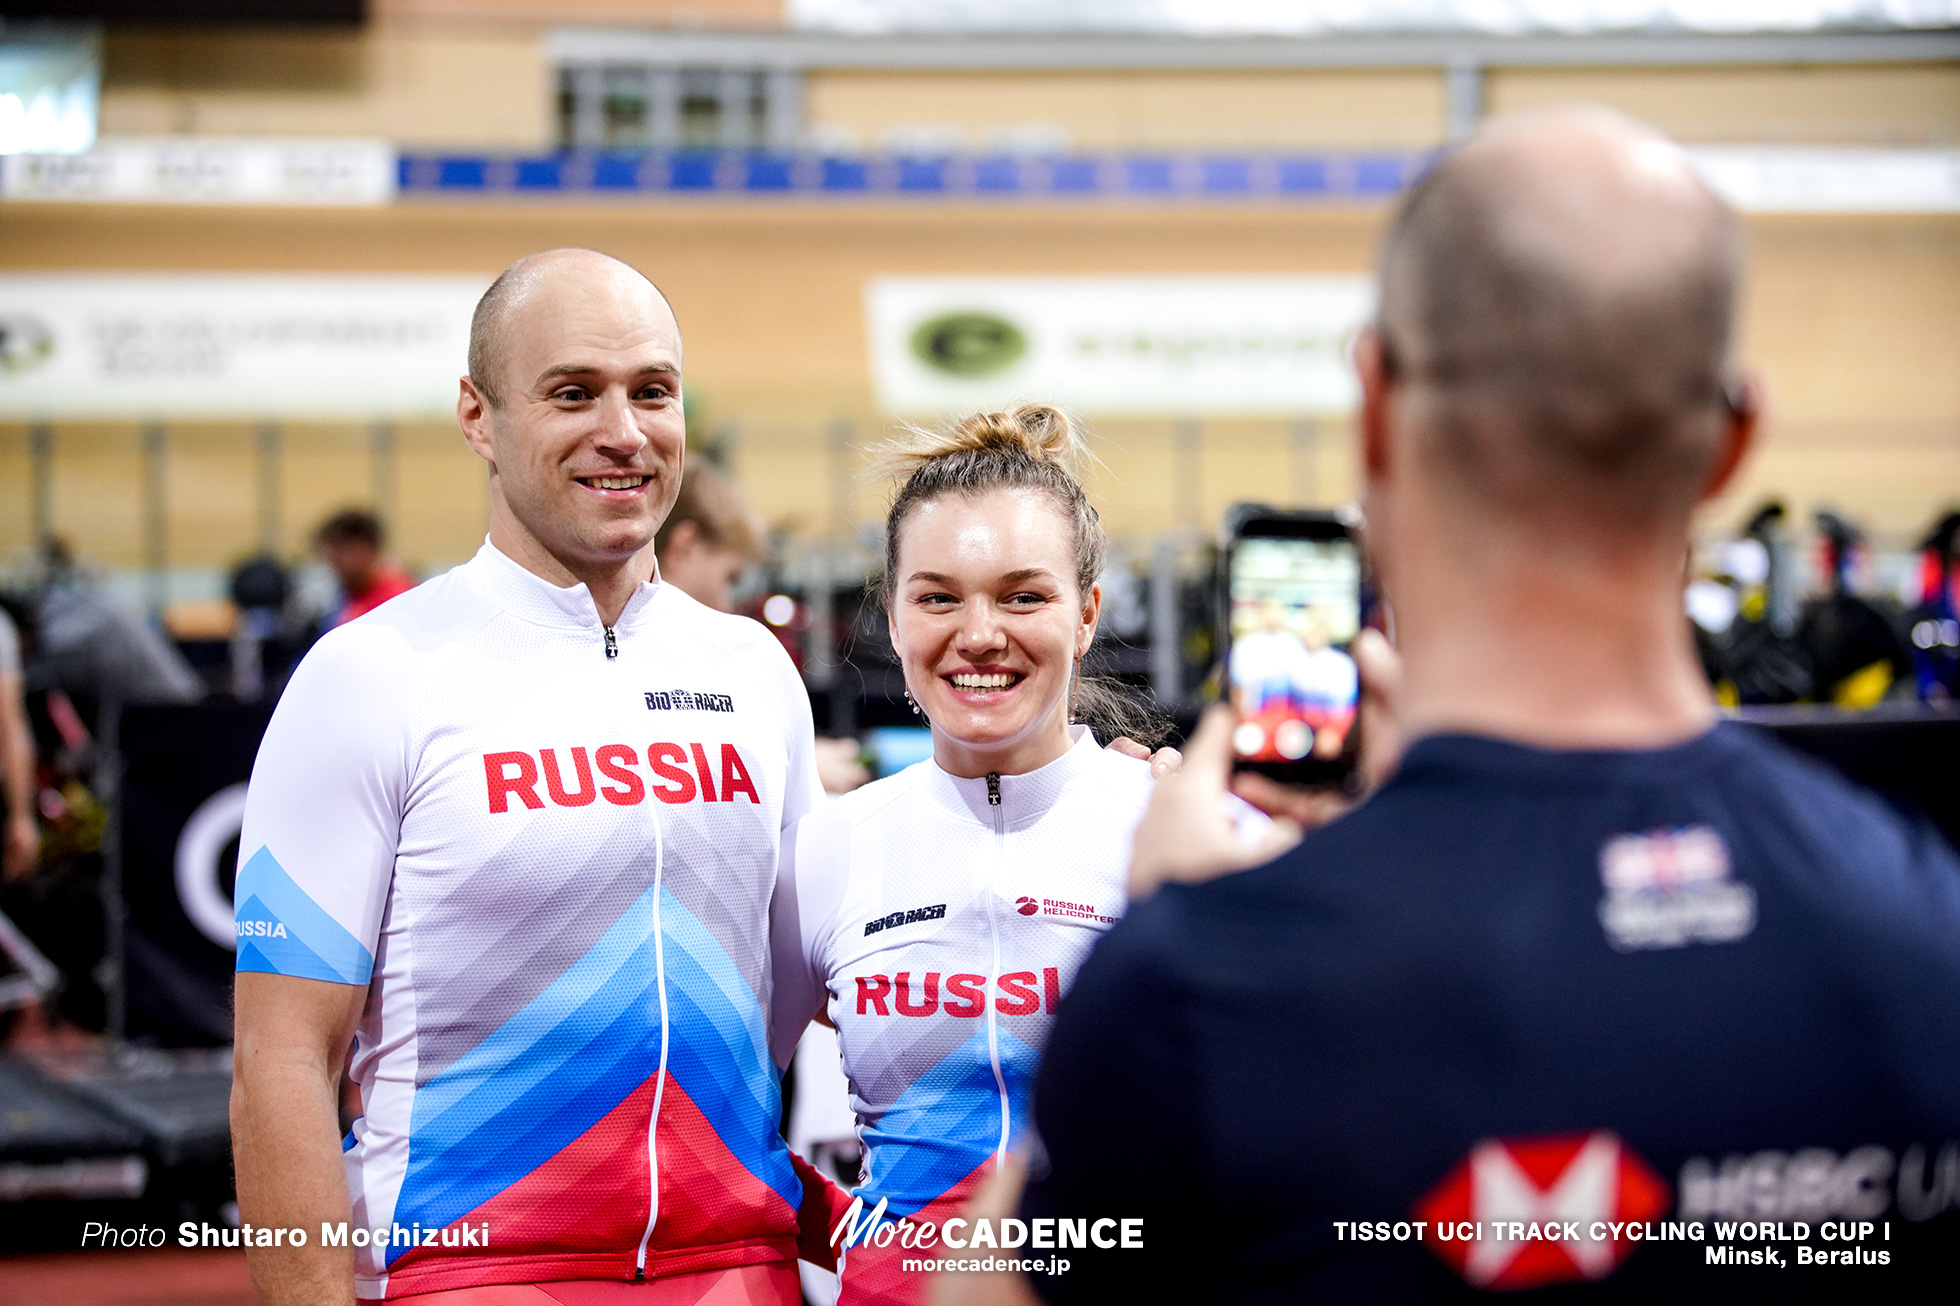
<box><xmin>933</xmin><ymin>105</ymin><xmax>1960</xmax><ymax>1306</ymax></box>
<box><xmin>1018</xmin><ymin>719</ymin><xmax>1960</xmax><ymax>1302</ymax></box>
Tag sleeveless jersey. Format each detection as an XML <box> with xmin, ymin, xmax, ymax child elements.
<box><xmin>236</xmin><ymin>542</ymin><xmax>824</xmax><ymax>1299</ymax></box>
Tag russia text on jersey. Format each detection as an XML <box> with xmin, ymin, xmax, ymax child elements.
<box><xmin>854</xmin><ymin>968</ymin><xmax>1063</xmax><ymax>1017</ymax></box>
<box><xmin>484</xmin><ymin>743</ymin><xmax>760</xmax><ymax>812</ymax></box>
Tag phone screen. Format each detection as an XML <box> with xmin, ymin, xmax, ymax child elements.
<box><xmin>1227</xmin><ymin>531</ymin><xmax>1363</xmax><ymax>776</ymax></box>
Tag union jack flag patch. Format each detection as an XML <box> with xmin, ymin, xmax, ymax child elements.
<box><xmin>1597</xmin><ymin>826</ymin><xmax>1755</xmax><ymax>952</ymax></box>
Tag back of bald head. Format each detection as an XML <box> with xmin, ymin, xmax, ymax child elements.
<box><xmin>1379</xmin><ymin>105</ymin><xmax>1743</xmax><ymax>530</ymax></box>
<box><xmin>468</xmin><ymin>248</ymin><xmax>667</xmax><ymax>408</ymax></box>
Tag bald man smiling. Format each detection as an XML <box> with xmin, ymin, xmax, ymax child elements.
<box><xmin>231</xmin><ymin>250</ymin><xmax>832</xmax><ymax>1306</ymax></box>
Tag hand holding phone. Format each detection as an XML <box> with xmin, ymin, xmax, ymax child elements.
<box><xmin>1133</xmin><ymin>628</ymin><xmax>1403</xmax><ymax>898</ymax></box>
<box><xmin>1222</xmin><ymin>506</ymin><xmax>1368</xmax><ymax>790</ymax></box>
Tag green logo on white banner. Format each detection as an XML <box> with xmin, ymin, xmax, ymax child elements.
<box><xmin>910</xmin><ymin>311</ymin><xmax>1026</xmax><ymax>377</ymax></box>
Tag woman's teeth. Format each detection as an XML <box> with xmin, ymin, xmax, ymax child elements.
<box><xmin>950</xmin><ymin>673</ymin><xmax>1018</xmax><ymax>690</ymax></box>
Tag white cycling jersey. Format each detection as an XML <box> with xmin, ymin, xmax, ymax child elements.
<box><xmin>236</xmin><ymin>541</ymin><xmax>824</xmax><ymax>1299</ymax></box>
<box><xmin>770</xmin><ymin>726</ymin><xmax>1150</xmax><ymax>1306</ymax></box>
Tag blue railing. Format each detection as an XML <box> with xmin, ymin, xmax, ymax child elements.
<box><xmin>395</xmin><ymin>150</ymin><xmax>1430</xmax><ymax>201</ymax></box>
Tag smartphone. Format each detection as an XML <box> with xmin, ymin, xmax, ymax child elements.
<box><xmin>1222</xmin><ymin>506</ymin><xmax>1366</xmax><ymax>789</ymax></box>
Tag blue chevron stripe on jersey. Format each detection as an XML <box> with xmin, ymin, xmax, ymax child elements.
<box><xmin>234</xmin><ymin>845</ymin><xmax>376</xmax><ymax>984</ymax></box>
<box><xmin>660</xmin><ymin>894</ymin><xmax>801</xmax><ymax>1210</ymax></box>
<box><xmin>856</xmin><ymin>1027</ymin><xmax>1039</xmax><ymax>1218</ymax></box>
<box><xmin>389</xmin><ymin>884</ymin><xmax>796</xmax><ymax>1256</ymax></box>
<box><xmin>390</xmin><ymin>876</ymin><xmax>665</xmax><ymax>1254</ymax></box>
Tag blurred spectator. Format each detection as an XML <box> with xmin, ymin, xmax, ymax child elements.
<box><xmin>1741</xmin><ymin>500</ymin><xmax>1799</xmax><ymax>636</ymax></box>
<box><xmin>0</xmin><ymin>603</ymin><xmax>37</xmax><ymax>880</ymax></box>
<box><xmin>1695</xmin><ymin>502</ymin><xmax>1814</xmax><ymax>705</ymax></box>
<box><xmin>1</xmin><ymin>570</ymin><xmax>119</xmax><ymax>1032</ymax></box>
<box><xmin>313</xmin><ymin>508</ymin><xmax>414</xmax><ymax>627</ymax></box>
<box><xmin>228</xmin><ymin>554</ymin><xmax>298</xmax><ymax>701</ymax></box>
<box><xmin>1797</xmin><ymin>509</ymin><xmax>1910</xmax><ymax>706</ymax></box>
<box><xmin>1909</xmin><ymin>510</ymin><xmax>1960</xmax><ymax>701</ymax></box>
<box><xmin>1689</xmin><ymin>501</ymin><xmax>1918</xmax><ymax>708</ymax></box>
<box><xmin>32</xmin><ymin>540</ymin><xmax>200</xmax><ymax>713</ymax></box>
<box><xmin>653</xmin><ymin>460</ymin><xmax>765</xmax><ymax>616</ymax></box>
<box><xmin>230</xmin><ymin>554</ymin><xmax>292</xmax><ymax>615</ymax></box>
<box><xmin>655</xmin><ymin>462</ymin><xmax>872</xmax><ymax>795</ymax></box>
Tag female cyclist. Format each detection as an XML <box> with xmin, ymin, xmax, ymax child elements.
<box><xmin>770</xmin><ymin>405</ymin><xmax>1248</xmax><ymax>1306</ymax></box>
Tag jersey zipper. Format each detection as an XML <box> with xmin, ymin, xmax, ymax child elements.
<box><xmin>633</xmin><ymin>647</ymin><xmax>671</xmax><ymax>1280</ymax></box>
<box><xmin>604</xmin><ymin>625</ymin><xmax>619</xmax><ymax>659</ymax></box>
<box><xmin>983</xmin><ymin>772</ymin><xmax>1011</xmax><ymax>1170</ymax></box>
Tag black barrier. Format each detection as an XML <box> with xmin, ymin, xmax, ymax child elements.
<box><xmin>117</xmin><ymin>702</ymin><xmax>273</xmax><ymax>1046</ymax></box>
<box><xmin>0</xmin><ymin>1057</ymin><xmax>146</xmax><ymax>1176</ymax></box>
<box><xmin>0</xmin><ymin>1051</ymin><xmax>238</xmax><ymax>1253</ymax></box>
<box><xmin>101</xmin><ymin>698</ymin><xmax>1955</xmax><ymax>1052</ymax></box>
<box><xmin>1742</xmin><ymin>704</ymin><xmax>1960</xmax><ymax>854</ymax></box>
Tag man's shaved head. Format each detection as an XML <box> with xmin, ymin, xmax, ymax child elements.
<box><xmin>1378</xmin><ymin>105</ymin><xmax>1744</xmax><ymax>527</ymax></box>
<box><xmin>468</xmin><ymin>248</ymin><xmax>674</xmax><ymax>407</ymax></box>
<box><xmin>454</xmin><ymin>246</ymin><xmax>688</xmax><ymax>594</ymax></box>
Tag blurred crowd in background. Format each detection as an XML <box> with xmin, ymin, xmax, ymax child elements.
<box><xmin>0</xmin><ymin>469</ymin><xmax>1954</xmax><ymax>1042</ymax></box>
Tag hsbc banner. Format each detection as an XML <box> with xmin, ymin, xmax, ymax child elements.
<box><xmin>0</xmin><ymin>273</ymin><xmax>486</xmax><ymax>420</ymax></box>
<box><xmin>118</xmin><ymin>703</ymin><xmax>273</xmax><ymax>1045</ymax></box>
<box><xmin>866</xmin><ymin>275</ymin><xmax>1374</xmax><ymax>418</ymax></box>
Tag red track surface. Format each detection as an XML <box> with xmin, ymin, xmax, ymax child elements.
<box><xmin>0</xmin><ymin>1249</ymin><xmax>256</xmax><ymax>1305</ymax></box>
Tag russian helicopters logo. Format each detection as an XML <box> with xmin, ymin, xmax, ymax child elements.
<box><xmin>1014</xmin><ymin>896</ymin><xmax>1118</xmax><ymax>924</ymax></box>
<box><xmin>909</xmin><ymin>311</ymin><xmax>1026</xmax><ymax>378</ymax></box>
<box><xmin>0</xmin><ymin>315</ymin><xmax>54</xmax><ymax>375</ymax></box>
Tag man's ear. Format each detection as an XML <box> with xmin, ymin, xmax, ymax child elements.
<box><xmin>457</xmin><ymin>376</ymin><xmax>497</xmax><ymax>467</ymax></box>
<box><xmin>663</xmin><ymin>519</ymin><xmax>702</xmax><ymax>561</ymax></box>
<box><xmin>1354</xmin><ymin>326</ymin><xmax>1393</xmax><ymax>484</ymax></box>
<box><xmin>1699</xmin><ymin>370</ymin><xmax>1762</xmax><ymax>505</ymax></box>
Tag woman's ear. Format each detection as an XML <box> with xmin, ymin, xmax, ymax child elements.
<box><xmin>1077</xmin><ymin>581</ymin><xmax>1102</xmax><ymax>657</ymax></box>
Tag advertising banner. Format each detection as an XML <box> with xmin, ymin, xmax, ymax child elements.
<box><xmin>1688</xmin><ymin>147</ymin><xmax>1960</xmax><ymax>214</ymax></box>
<box><xmin>866</xmin><ymin>274</ymin><xmax>1374</xmax><ymax>417</ymax></box>
<box><xmin>118</xmin><ymin>702</ymin><xmax>273</xmax><ymax>1046</ymax></box>
<box><xmin>0</xmin><ymin>138</ymin><xmax>395</xmax><ymax>206</ymax></box>
<box><xmin>0</xmin><ymin>273</ymin><xmax>486</xmax><ymax>419</ymax></box>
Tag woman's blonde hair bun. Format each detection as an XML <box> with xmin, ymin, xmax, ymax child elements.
<box><xmin>874</xmin><ymin>403</ymin><xmax>1085</xmax><ymax>483</ymax></box>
